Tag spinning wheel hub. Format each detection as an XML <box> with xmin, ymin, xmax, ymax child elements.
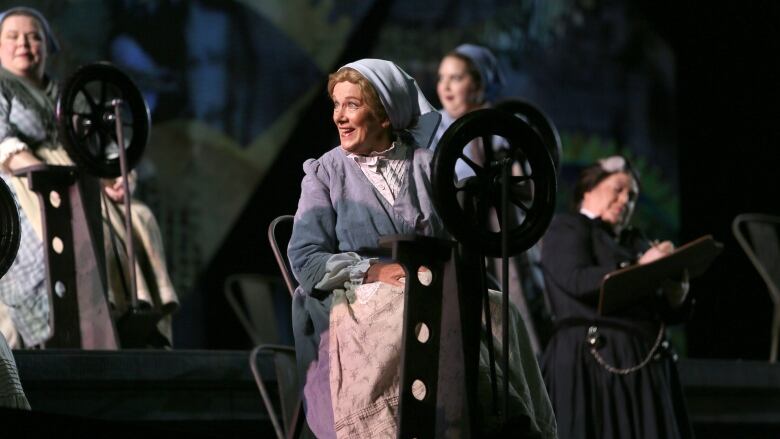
<box><xmin>432</xmin><ymin>108</ymin><xmax>557</xmax><ymax>257</ymax></box>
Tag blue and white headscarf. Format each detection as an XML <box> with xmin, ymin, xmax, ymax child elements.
<box><xmin>340</xmin><ymin>59</ymin><xmax>441</xmax><ymax>149</ymax></box>
<box><xmin>0</xmin><ymin>6</ymin><xmax>60</xmax><ymax>54</ymax></box>
<box><xmin>454</xmin><ymin>44</ymin><xmax>505</xmax><ymax>103</ymax></box>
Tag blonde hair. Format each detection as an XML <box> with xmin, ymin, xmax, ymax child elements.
<box><xmin>327</xmin><ymin>68</ymin><xmax>390</xmax><ymax>125</ymax></box>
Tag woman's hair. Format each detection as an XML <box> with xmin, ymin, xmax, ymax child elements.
<box><xmin>327</xmin><ymin>67</ymin><xmax>389</xmax><ymax>125</ymax></box>
<box><xmin>573</xmin><ymin>155</ymin><xmax>641</xmax><ymax>208</ymax></box>
<box><xmin>445</xmin><ymin>51</ymin><xmax>484</xmax><ymax>103</ymax></box>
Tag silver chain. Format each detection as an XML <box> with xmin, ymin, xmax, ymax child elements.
<box><xmin>587</xmin><ymin>322</ymin><xmax>666</xmax><ymax>375</ymax></box>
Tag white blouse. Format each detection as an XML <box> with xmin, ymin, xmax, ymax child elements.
<box><xmin>348</xmin><ymin>142</ymin><xmax>408</xmax><ymax>206</ymax></box>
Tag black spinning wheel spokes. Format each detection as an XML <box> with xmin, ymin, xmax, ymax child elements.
<box><xmin>494</xmin><ymin>98</ymin><xmax>562</xmax><ymax>172</ymax></box>
<box><xmin>457</xmin><ymin>152</ymin><xmax>486</xmax><ymax>177</ymax></box>
<box><xmin>57</xmin><ymin>62</ymin><xmax>150</xmax><ymax>178</ymax></box>
<box><xmin>432</xmin><ymin>108</ymin><xmax>557</xmax><ymax>257</ymax></box>
<box><xmin>0</xmin><ymin>179</ymin><xmax>21</xmax><ymax>278</ymax></box>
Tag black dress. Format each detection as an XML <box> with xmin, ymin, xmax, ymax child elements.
<box><xmin>540</xmin><ymin>212</ymin><xmax>693</xmax><ymax>439</ymax></box>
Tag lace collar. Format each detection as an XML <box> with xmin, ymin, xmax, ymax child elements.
<box><xmin>349</xmin><ymin>142</ymin><xmax>406</xmax><ymax>169</ymax></box>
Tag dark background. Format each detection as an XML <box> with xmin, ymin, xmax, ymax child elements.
<box><xmin>643</xmin><ymin>1</ymin><xmax>780</xmax><ymax>359</ymax></box>
<box><xmin>678</xmin><ymin>3</ymin><xmax>779</xmax><ymax>359</ymax></box>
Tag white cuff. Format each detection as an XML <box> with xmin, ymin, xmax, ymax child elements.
<box><xmin>314</xmin><ymin>252</ymin><xmax>376</xmax><ymax>291</ymax></box>
<box><xmin>0</xmin><ymin>137</ymin><xmax>30</xmax><ymax>172</ymax></box>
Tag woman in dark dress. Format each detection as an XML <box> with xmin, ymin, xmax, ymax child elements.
<box><xmin>540</xmin><ymin>155</ymin><xmax>693</xmax><ymax>439</ymax></box>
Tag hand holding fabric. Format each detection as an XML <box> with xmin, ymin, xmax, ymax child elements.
<box><xmin>101</xmin><ymin>171</ymin><xmax>137</xmax><ymax>203</ymax></box>
<box><xmin>102</xmin><ymin>177</ymin><xmax>126</xmax><ymax>203</ymax></box>
<box><xmin>364</xmin><ymin>261</ymin><xmax>407</xmax><ymax>286</ymax></box>
<box><xmin>364</xmin><ymin>262</ymin><xmax>434</xmax><ymax>287</ymax></box>
<box><xmin>3</xmin><ymin>149</ymin><xmax>42</xmax><ymax>173</ymax></box>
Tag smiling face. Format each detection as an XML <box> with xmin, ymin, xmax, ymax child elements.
<box><xmin>331</xmin><ymin>81</ymin><xmax>391</xmax><ymax>155</ymax></box>
<box><xmin>437</xmin><ymin>55</ymin><xmax>482</xmax><ymax>119</ymax></box>
<box><xmin>0</xmin><ymin>14</ymin><xmax>47</xmax><ymax>83</ymax></box>
<box><xmin>581</xmin><ymin>171</ymin><xmax>639</xmax><ymax>227</ymax></box>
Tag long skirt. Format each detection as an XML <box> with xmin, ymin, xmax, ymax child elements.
<box><xmin>299</xmin><ymin>279</ymin><xmax>558</xmax><ymax>439</ymax></box>
<box><xmin>542</xmin><ymin>325</ymin><xmax>693</xmax><ymax>439</ymax></box>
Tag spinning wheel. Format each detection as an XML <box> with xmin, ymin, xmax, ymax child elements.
<box><xmin>494</xmin><ymin>98</ymin><xmax>562</xmax><ymax>171</ymax></box>
<box><xmin>398</xmin><ymin>105</ymin><xmax>559</xmax><ymax>437</ymax></box>
<box><xmin>431</xmin><ymin>108</ymin><xmax>557</xmax><ymax>257</ymax></box>
<box><xmin>56</xmin><ymin>62</ymin><xmax>150</xmax><ymax>178</ymax></box>
<box><xmin>0</xmin><ymin>179</ymin><xmax>20</xmax><ymax>278</ymax></box>
<box><xmin>56</xmin><ymin>62</ymin><xmax>153</xmax><ymax>345</ymax></box>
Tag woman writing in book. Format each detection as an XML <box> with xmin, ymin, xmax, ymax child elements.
<box><xmin>540</xmin><ymin>155</ymin><xmax>693</xmax><ymax>439</ymax></box>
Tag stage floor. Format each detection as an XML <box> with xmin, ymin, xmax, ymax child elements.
<box><xmin>13</xmin><ymin>349</ymin><xmax>274</xmax><ymax>437</ymax></box>
<box><xmin>11</xmin><ymin>350</ymin><xmax>780</xmax><ymax>437</ymax></box>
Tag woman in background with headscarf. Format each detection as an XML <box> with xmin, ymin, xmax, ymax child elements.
<box><xmin>432</xmin><ymin>44</ymin><xmax>552</xmax><ymax>354</ymax></box>
<box><xmin>432</xmin><ymin>43</ymin><xmax>505</xmax><ymax>175</ymax></box>
<box><xmin>288</xmin><ymin>58</ymin><xmax>556</xmax><ymax>438</ymax></box>
<box><xmin>0</xmin><ymin>6</ymin><xmax>177</xmax><ymax>348</ymax></box>
<box><xmin>0</xmin><ymin>6</ymin><xmax>63</xmax><ymax>348</ymax></box>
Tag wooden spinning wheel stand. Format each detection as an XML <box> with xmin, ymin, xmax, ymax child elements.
<box><xmin>392</xmin><ymin>108</ymin><xmax>557</xmax><ymax>438</ymax></box>
<box><xmin>10</xmin><ymin>62</ymin><xmax>151</xmax><ymax>348</ymax></box>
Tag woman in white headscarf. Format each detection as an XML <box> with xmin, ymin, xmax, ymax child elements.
<box><xmin>288</xmin><ymin>59</ymin><xmax>556</xmax><ymax>439</ymax></box>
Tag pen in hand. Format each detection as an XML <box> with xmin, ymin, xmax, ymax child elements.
<box><xmin>639</xmin><ymin>239</ymin><xmax>674</xmax><ymax>264</ymax></box>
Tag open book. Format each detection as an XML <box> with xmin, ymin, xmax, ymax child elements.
<box><xmin>598</xmin><ymin>235</ymin><xmax>723</xmax><ymax>315</ymax></box>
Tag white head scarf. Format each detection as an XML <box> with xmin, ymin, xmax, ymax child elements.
<box><xmin>340</xmin><ymin>59</ymin><xmax>441</xmax><ymax>149</ymax></box>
